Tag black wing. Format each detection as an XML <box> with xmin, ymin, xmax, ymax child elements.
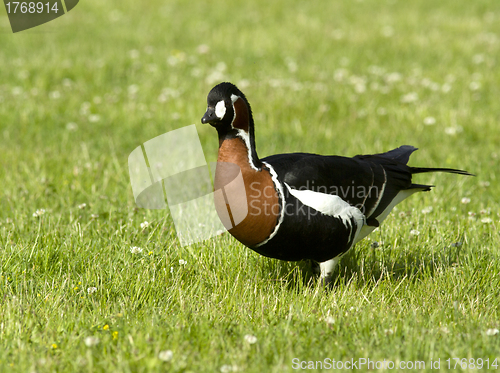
<box><xmin>264</xmin><ymin>145</ymin><xmax>471</xmax><ymax>225</ymax></box>
<box><xmin>263</xmin><ymin>146</ymin><xmax>433</xmax><ymax>226</ymax></box>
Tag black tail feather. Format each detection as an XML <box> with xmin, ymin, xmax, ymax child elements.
<box><xmin>410</xmin><ymin>167</ymin><xmax>474</xmax><ymax>176</ymax></box>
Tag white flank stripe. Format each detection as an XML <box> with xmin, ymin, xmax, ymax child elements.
<box><xmin>285</xmin><ymin>183</ymin><xmax>364</xmax><ymax>226</ymax></box>
<box><xmin>254</xmin><ymin>162</ymin><xmax>286</xmax><ymax>248</ymax></box>
<box><xmin>365</xmin><ymin>168</ymin><xmax>387</xmax><ymax>217</ymax></box>
<box><xmin>354</xmin><ymin>188</ymin><xmax>425</xmax><ymax>244</ymax></box>
<box><xmin>285</xmin><ymin>183</ymin><xmax>365</xmax><ymax>243</ymax></box>
<box><xmin>374</xmin><ymin>188</ymin><xmax>421</xmax><ymax>223</ymax></box>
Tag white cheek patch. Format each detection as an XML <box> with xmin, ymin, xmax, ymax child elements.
<box><xmin>215</xmin><ymin>100</ymin><xmax>226</xmax><ymax>119</ymax></box>
<box><xmin>230</xmin><ymin>94</ymin><xmax>239</xmax><ymax>103</ymax></box>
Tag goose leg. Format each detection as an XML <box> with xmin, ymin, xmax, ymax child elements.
<box><xmin>319</xmin><ymin>257</ymin><xmax>340</xmax><ymax>286</ymax></box>
<box><xmin>310</xmin><ymin>260</ymin><xmax>320</xmax><ymax>275</ymax></box>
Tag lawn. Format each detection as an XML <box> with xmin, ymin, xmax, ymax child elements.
<box><xmin>0</xmin><ymin>0</ymin><xmax>499</xmax><ymax>371</ymax></box>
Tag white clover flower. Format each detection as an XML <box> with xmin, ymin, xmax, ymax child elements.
<box><xmin>461</xmin><ymin>197</ymin><xmax>471</xmax><ymax>204</ymax></box>
<box><xmin>481</xmin><ymin>218</ymin><xmax>493</xmax><ymax>224</ymax></box>
<box><xmin>286</xmin><ymin>58</ymin><xmax>298</xmax><ymax>73</ymax></box>
<box><xmin>421</xmin><ymin>206</ymin><xmax>433</xmax><ymax>214</ymax></box>
<box><xmin>130</xmin><ymin>246</ymin><xmax>143</xmax><ymax>254</ymax></box>
<box><xmin>220</xmin><ymin>364</ymin><xmax>239</xmax><ymax>373</ymax></box>
<box><xmin>423</xmin><ymin>116</ymin><xmax>436</xmax><ymax>125</ymax></box>
<box><xmin>128</xmin><ymin>49</ymin><xmax>140</xmax><ymax>59</ymax></box>
<box><xmin>128</xmin><ymin>84</ymin><xmax>139</xmax><ymax>95</ymax></box>
<box><xmin>109</xmin><ymin>9</ymin><xmax>122</xmax><ymax>22</ymax></box>
<box><xmin>84</xmin><ymin>336</ymin><xmax>100</xmax><ymax>347</ymax></box>
<box><xmin>80</xmin><ymin>101</ymin><xmax>91</xmax><ymax>115</ymax></box>
<box><xmin>33</xmin><ymin>209</ymin><xmax>46</xmax><ymax>217</ymax></box>
<box><xmin>441</xmin><ymin>83</ymin><xmax>452</xmax><ymax>93</ymax></box>
<box><xmin>18</xmin><ymin>70</ymin><xmax>29</xmax><ymax>79</ymax></box>
<box><xmin>140</xmin><ymin>221</ymin><xmax>149</xmax><ymax>229</ymax></box>
<box><xmin>485</xmin><ymin>328</ymin><xmax>499</xmax><ymax>336</ymax></box>
<box><xmin>472</xmin><ymin>54</ymin><xmax>485</xmax><ymax>64</ymax></box>
<box><xmin>410</xmin><ymin>229</ymin><xmax>420</xmax><ymax>236</ymax></box>
<box><xmin>325</xmin><ymin>316</ymin><xmax>335</xmax><ymax>325</ymax></box>
<box><xmin>178</xmin><ymin>259</ymin><xmax>187</xmax><ymax>265</ymax></box>
<box><xmin>12</xmin><ymin>86</ymin><xmax>23</xmax><ymax>95</ymax></box>
<box><xmin>354</xmin><ymin>82</ymin><xmax>366</xmax><ymax>94</ymax></box>
<box><xmin>78</xmin><ymin>203</ymin><xmax>87</xmax><ymax>209</ymax></box>
<box><xmin>469</xmin><ymin>81</ymin><xmax>481</xmax><ymax>91</ymax></box>
<box><xmin>88</xmin><ymin>114</ymin><xmax>101</xmax><ymax>123</ymax></box>
<box><xmin>385</xmin><ymin>72</ymin><xmax>402</xmax><ymax>83</ymax></box>
<box><xmin>244</xmin><ymin>334</ymin><xmax>257</xmax><ymax>344</ymax></box>
<box><xmin>381</xmin><ymin>26</ymin><xmax>394</xmax><ymax>37</ymax></box>
<box><xmin>400</xmin><ymin>92</ymin><xmax>418</xmax><ymax>103</ymax></box>
<box><xmin>158</xmin><ymin>350</ymin><xmax>173</xmax><ymax>362</ymax></box>
<box><xmin>197</xmin><ymin>44</ymin><xmax>210</xmax><ymax>54</ymax></box>
<box><xmin>66</xmin><ymin>122</ymin><xmax>78</xmax><ymax>131</ymax></box>
<box><xmin>87</xmin><ymin>287</ymin><xmax>97</xmax><ymax>294</ymax></box>
<box><xmin>205</xmin><ymin>70</ymin><xmax>225</xmax><ymax>85</ymax></box>
<box><xmin>334</xmin><ymin>68</ymin><xmax>348</xmax><ymax>82</ymax></box>
<box><xmin>49</xmin><ymin>91</ymin><xmax>61</xmax><ymax>100</ymax></box>
<box><xmin>445</xmin><ymin>126</ymin><xmax>463</xmax><ymax>135</ymax></box>
<box><xmin>368</xmin><ymin>65</ymin><xmax>384</xmax><ymax>75</ymax></box>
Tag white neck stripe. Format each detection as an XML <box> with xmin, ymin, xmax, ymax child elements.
<box><xmin>235</xmin><ymin>129</ymin><xmax>260</xmax><ymax>171</ymax></box>
<box><xmin>254</xmin><ymin>162</ymin><xmax>286</xmax><ymax>248</ymax></box>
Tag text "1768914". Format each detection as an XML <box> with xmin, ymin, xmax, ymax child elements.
<box><xmin>5</xmin><ymin>2</ymin><xmax>60</xmax><ymax>14</ymax></box>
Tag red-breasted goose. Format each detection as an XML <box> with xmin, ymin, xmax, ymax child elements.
<box><xmin>201</xmin><ymin>82</ymin><xmax>472</xmax><ymax>285</ymax></box>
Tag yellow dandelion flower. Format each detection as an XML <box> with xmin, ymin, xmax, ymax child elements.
<box><xmin>51</xmin><ymin>343</ymin><xmax>58</xmax><ymax>349</ymax></box>
<box><xmin>103</xmin><ymin>324</ymin><xmax>109</xmax><ymax>330</ymax></box>
<box><xmin>112</xmin><ymin>331</ymin><xmax>118</xmax><ymax>340</ymax></box>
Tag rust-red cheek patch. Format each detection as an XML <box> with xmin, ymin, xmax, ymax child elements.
<box><xmin>232</xmin><ymin>97</ymin><xmax>249</xmax><ymax>132</ymax></box>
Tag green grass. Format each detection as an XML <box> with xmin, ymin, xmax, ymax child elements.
<box><xmin>1</xmin><ymin>0</ymin><xmax>499</xmax><ymax>371</ymax></box>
